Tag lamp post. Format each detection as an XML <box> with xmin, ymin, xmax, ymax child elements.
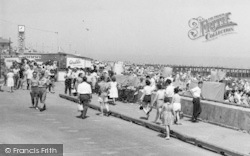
<box><xmin>0</xmin><ymin>45</ymin><xmax>3</xmax><ymax>79</ymax></box>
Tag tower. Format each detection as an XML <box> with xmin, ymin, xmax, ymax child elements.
<box><xmin>18</xmin><ymin>25</ymin><xmax>25</xmax><ymax>55</ymax></box>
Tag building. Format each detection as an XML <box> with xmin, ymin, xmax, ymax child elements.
<box><xmin>0</xmin><ymin>37</ymin><xmax>12</xmax><ymax>54</ymax></box>
<box><xmin>21</xmin><ymin>52</ymin><xmax>93</xmax><ymax>69</ymax></box>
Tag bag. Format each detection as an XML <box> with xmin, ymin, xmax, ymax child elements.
<box><xmin>180</xmin><ymin>111</ymin><xmax>184</xmax><ymax>119</ymax></box>
<box><xmin>78</xmin><ymin>104</ymin><xmax>83</xmax><ymax>111</ymax></box>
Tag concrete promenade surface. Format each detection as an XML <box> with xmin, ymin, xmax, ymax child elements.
<box><xmin>0</xmin><ymin>83</ymin><xmax>219</xmax><ymax>156</ymax></box>
<box><xmin>59</xmin><ymin>83</ymin><xmax>250</xmax><ymax>156</ymax></box>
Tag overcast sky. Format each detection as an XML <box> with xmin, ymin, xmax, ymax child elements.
<box><xmin>1</xmin><ymin>0</ymin><xmax>250</xmax><ymax>68</ymax></box>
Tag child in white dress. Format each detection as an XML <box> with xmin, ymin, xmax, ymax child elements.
<box><xmin>7</xmin><ymin>69</ymin><xmax>14</xmax><ymax>92</ymax></box>
<box><xmin>109</xmin><ymin>76</ymin><xmax>118</xmax><ymax>104</ymax></box>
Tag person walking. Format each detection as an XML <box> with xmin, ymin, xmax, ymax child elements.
<box><xmin>30</xmin><ymin>71</ymin><xmax>39</xmax><ymax>109</ymax></box>
<box><xmin>140</xmin><ymin>80</ymin><xmax>153</xmax><ymax>120</ymax></box>
<box><xmin>7</xmin><ymin>69</ymin><xmax>14</xmax><ymax>93</ymax></box>
<box><xmin>0</xmin><ymin>70</ymin><xmax>4</xmax><ymax>92</ymax></box>
<box><xmin>172</xmin><ymin>87</ymin><xmax>182</xmax><ymax>125</ymax></box>
<box><xmin>165</xmin><ymin>79</ymin><xmax>175</xmax><ymax>103</ymax></box>
<box><xmin>17</xmin><ymin>66</ymin><xmax>26</xmax><ymax>90</ymax></box>
<box><xmin>160</xmin><ymin>97</ymin><xmax>174</xmax><ymax>140</ymax></box>
<box><xmin>97</xmin><ymin>76</ymin><xmax>111</xmax><ymax>116</ymax></box>
<box><xmin>188</xmin><ymin>81</ymin><xmax>205</xmax><ymax>122</ymax></box>
<box><xmin>90</xmin><ymin>70</ymin><xmax>98</xmax><ymax>94</ymax></box>
<box><xmin>13</xmin><ymin>65</ymin><xmax>20</xmax><ymax>89</ymax></box>
<box><xmin>151</xmin><ymin>83</ymin><xmax>165</xmax><ymax>123</ymax></box>
<box><xmin>48</xmin><ymin>69</ymin><xmax>56</xmax><ymax>93</ymax></box>
<box><xmin>38</xmin><ymin>71</ymin><xmax>48</xmax><ymax>112</ymax></box>
<box><xmin>77</xmin><ymin>76</ymin><xmax>92</xmax><ymax>119</ymax></box>
<box><xmin>26</xmin><ymin>65</ymin><xmax>34</xmax><ymax>90</ymax></box>
<box><xmin>109</xmin><ymin>76</ymin><xmax>118</xmax><ymax>104</ymax></box>
<box><xmin>64</xmin><ymin>68</ymin><xmax>72</xmax><ymax>96</ymax></box>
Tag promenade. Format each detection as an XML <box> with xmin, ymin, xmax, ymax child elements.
<box><xmin>60</xmin><ymin>83</ymin><xmax>250</xmax><ymax>156</ymax></box>
<box><xmin>0</xmin><ymin>82</ymin><xmax>219</xmax><ymax>156</ymax></box>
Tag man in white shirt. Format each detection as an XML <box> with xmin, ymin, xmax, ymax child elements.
<box><xmin>77</xmin><ymin>76</ymin><xmax>92</xmax><ymax>119</ymax></box>
<box><xmin>165</xmin><ymin>79</ymin><xmax>175</xmax><ymax>103</ymax></box>
<box><xmin>189</xmin><ymin>81</ymin><xmax>205</xmax><ymax>122</ymax></box>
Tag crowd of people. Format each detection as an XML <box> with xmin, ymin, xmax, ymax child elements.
<box><xmin>64</xmin><ymin>64</ymin><xmax>206</xmax><ymax>140</ymax></box>
<box><xmin>1</xmin><ymin>59</ymin><xmax>249</xmax><ymax>140</ymax></box>
<box><xmin>0</xmin><ymin>58</ymin><xmax>57</xmax><ymax>111</ymax></box>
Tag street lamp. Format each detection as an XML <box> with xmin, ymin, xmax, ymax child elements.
<box><xmin>0</xmin><ymin>45</ymin><xmax>3</xmax><ymax>79</ymax></box>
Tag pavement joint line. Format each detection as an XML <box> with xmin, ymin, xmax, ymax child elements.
<box><xmin>59</xmin><ymin>94</ymin><xmax>246</xmax><ymax>156</ymax></box>
<box><xmin>84</xmin><ymin>142</ymin><xmax>96</xmax><ymax>144</ymax></box>
<box><xmin>77</xmin><ymin>138</ymin><xmax>91</xmax><ymax>140</ymax></box>
<box><xmin>101</xmin><ymin>151</ymin><xmax>119</xmax><ymax>155</ymax></box>
<box><xmin>67</xmin><ymin>130</ymin><xmax>79</xmax><ymax>133</ymax></box>
<box><xmin>58</xmin><ymin>127</ymin><xmax>70</xmax><ymax>129</ymax></box>
<box><xmin>45</xmin><ymin>118</ymin><xmax>56</xmax><ymax>121</ymax></box>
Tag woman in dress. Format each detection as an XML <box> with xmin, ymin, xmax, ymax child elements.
<box><xmin>7</xmin><ymin>69</ymin><xmax>14</xmax><ymax>93</ymax></box>
<box><xmin>97</xmin><ymin>76</ymin><xmax>111</xmax><ymax>116</ymax></box>
<box><xmin>172</xmin><ymin>87</ymin><xmax>182</xmax><ymax>125</ymax></box>
<box><xmin>160</xmin><ymin>97</ymin><xmax>174</xmax><ymax>140</ymax></box>
<box><xmin>151</xmin><ymin>83</ymin><xmax>165</xmax><ymax>123</ymax></box>
<box><xmin>109</xmin><ymin>76</ymin><xmax>118</xmax><ymax>104</ymax></box>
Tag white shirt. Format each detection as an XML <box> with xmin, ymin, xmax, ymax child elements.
<box><xmin>86</xmin><ymin>75</ymin><xmax>92</xmax><ymax>82</ymax></box>
<box><xmin>65</xmin><ymin>71</ymin><xmax>72</xmax><ymax>78</ymax></box>
<box><xmin>191</xmin><ymin>86</ymin><xmax>201</xmax><ymax>98</ymax></box>
<box><xmin>165</xmin><ymin>84</ymin><xmax>175</xmax><ymax>97</ymax></box>
<box><xmin>72</xmin><ymin>72</ymin><xmax>78</xmax><ymax>79</ymax></box>
<box><xmin>13</xmin><ymin>68</ymin><xmax>20</xmax><ymax>75</ymax></box>
<box><xmin>91</xmin><ymin>72</ymin><xmax>98</xmax><ymax>81</ymax></box>
<box><xmin>143</xmin><ymin>86</ymin><xmax>153</xmax><ymax>95</ymax></box>
<box><xmin>26</xmin><ymin>69</ymin><xmax>34</xmax><ymax>79</ymax></box>
<box><xmin>150</xmin><ymin>78</ymin><xmax>156</xmax><ymax>90</ymax></box>
<box><xmin>77</xmin><ymin>82</ymin><xmax>92</xmax><ymax>94</ymax></box>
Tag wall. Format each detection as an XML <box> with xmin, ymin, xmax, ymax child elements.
<box><xmin>181</xmin><ymin>97</ymin><xmax>250</xmax><ymax>133</ymax></box>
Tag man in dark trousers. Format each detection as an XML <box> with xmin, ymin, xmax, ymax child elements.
<box><xmin>77</xmin><ymin>76</ymin><xmax>92</xmax><ymax>119</ymax></box>
<box><xmin>189</xmin><ymin>81</ymin><xmax>205</xmax><ymax>122</ymax></box>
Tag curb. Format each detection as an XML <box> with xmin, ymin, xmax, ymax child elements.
<box><xmin>59</xmin><ymin>94</ymin><xmax>247</xmax><ymax>156</ymax></box>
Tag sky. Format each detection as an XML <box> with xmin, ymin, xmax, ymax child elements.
<box><xmin>1</xmin><ymin>0</ymin><xmax>250</xmax><ymax>68</ymax></box>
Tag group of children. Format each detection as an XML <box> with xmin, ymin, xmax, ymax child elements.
<box><xmin>140</xmin><ymin>79</ymin><xmax>182</xmax><ymax>140</ymax></box>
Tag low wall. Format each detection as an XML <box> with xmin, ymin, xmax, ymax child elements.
<box><xmin>181</xmin><ymin>97</ymin><xmax>250</xmax><ymax>133</ymax></box>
